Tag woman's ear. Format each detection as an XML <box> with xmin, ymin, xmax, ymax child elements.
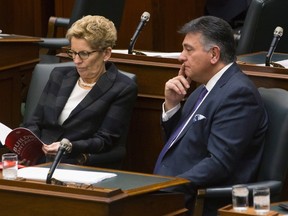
<box><xmin>103</xmin><ymin>47</ymin><xmax>112</xmax><ymax>61</ymax></box>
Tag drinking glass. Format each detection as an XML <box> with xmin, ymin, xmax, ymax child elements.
<box><xmin>2</xmin><ymin>153</ymin><xmax>18</xmax><ymax>180</ymax></box>
<box><xmin>253</xmin><ymin>187</ymin><xmax>270</xmax><ymax>214</ymax></box>
<box><xmin>232</xmin><ymin>185</ymin><xmax>249</xmax><ymax>211</ymax></box>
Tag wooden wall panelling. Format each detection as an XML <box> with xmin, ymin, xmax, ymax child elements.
<box><xmin>53</xmin><ymin>0</ymin><xmax>205</xmax><ymax>52</ymax></box>
<box><xmin>0</xmin><ymin>0</ymin><xmax>53</xmax><ymax>37</ymax></box>
<box><xmin>54</xmin><ymin>0</ymin><xmax>75</xmax><ymax>37</ymax></box>
<box><xmin>117</xmin><ymin>0</ymin><xmax>154</xmax><ymax>51</ymax></box>
<box><xmin>0</xmin><ymin>0</ymin><xmax>205</xmax><ymax>48</ymax></box>
<box><xmin>32</xmin><ymin>0</ymin><xmax>55</xmax><ymax>36</ymax></box>
<box><xmin>150</xmin><ymin>0</ymin><xmax>206</xmax><ymax>51</ymax></box>
<box><xmin>117</xmin><ymin>0</ymin><xmax>206</xmax><ymax>51</ymax></box>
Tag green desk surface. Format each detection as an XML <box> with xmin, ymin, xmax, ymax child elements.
<box><xmin>237</xmin><ymin>52</ymin><xmax>288</xmax><ymax>65</ymax></box>
<box><xmin>271</xmin><ymin>202</ymin><xmax>288</xmax><ymax>215</ymax></box>
<box><xmin>40</xmin><ymin>163</ymin><xmax>189</xmax><ymax>195</ymax></box>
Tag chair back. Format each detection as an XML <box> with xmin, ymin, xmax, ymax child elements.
<box><xmin>236</xmin><ymin>0</ymin><xmax>288</xmax><ymax>55</ymax></box>
<box><xmin>69</xmin><ymin>0</ymin><xmax>126</xmax><ymax>30</ymax></box>
<box><xmin>23</xmin><ymin>62</ymin><xmax>75</xmax><ymax>123</ymax></box>
<box><xmin>257</xmin><ymin>88</ymin><xmax>288</xmax><ymax>183</ymax></box>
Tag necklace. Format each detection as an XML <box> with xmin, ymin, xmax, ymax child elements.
<box><xmin>78</xmin><ymin>77</ymin><xmax>96</xmax><ymax>88</ymax></box>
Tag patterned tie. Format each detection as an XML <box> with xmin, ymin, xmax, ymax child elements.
<box><xmin>153</xmin><ymin>86</ymin><xmax>208</xmax><ymax>173</ymax></box>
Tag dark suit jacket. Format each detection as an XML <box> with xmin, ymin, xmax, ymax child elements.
<box><xmin>24</xmin><ymin>62</ymin><xmax>138</xmax><ymax>168</ymax></box>
<box><xmin>156</xmin><ymin>63</ymin><xmax>268</xmax><ymax>215</ymax></box>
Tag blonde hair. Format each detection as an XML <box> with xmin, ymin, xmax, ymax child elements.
<box><xmin>66</xmin><ymin>15</ymin><xmax>117</xmax><ymax>50</ymax></box>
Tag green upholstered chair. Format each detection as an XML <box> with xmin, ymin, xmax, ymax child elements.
<box><xmin>192</xmin><ymin>87</ymin><xmax>288</xmax><ymax>216</ymax></box>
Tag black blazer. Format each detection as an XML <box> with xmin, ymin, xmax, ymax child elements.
<box><xmin>24</xmin><ymin>62</ymin><xmax>138</xmax><ymax>168</ymax></box>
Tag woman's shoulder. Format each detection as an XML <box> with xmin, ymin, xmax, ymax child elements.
<box><xmin>50</xmin><ymin>66</ymin><xmax>77</xmax><ymax>77</ymax></box>
<box><xmin>106</xmin><ymin>62</ymin><xmax>136</xmax><ymax>83</ymax></box>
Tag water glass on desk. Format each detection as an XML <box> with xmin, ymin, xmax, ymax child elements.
<box><xmin>232</xmin><ymin>185</ymin><xmax>249</xmax><ymax>211</ymax></box>
<box><xmin>253</xmin><ymin>187</ymin><xmax>270</xmax><ymax>214</ymax></box>
<box><xmin>2</xmin><ymin>153</ymin><xmax>18</xmax><ymax>180</ymax></box>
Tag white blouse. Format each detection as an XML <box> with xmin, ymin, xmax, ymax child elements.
<box><xmin>58</xmin><ymin>82</ymin><xmax>90</xmax><ymax>125</ymax></box>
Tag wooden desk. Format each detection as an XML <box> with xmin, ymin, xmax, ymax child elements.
<box><xmin>237</xmin><ymin>52</ymin><xmax>288</xmax><ymax>90</ymax></box>
<box><xmin>0</xmin><ymin>35</ymin><xmax>41</xmax><ymax>128</ymax></box>
<box><xmin>110</xmin><ymin>53</ymin><xmax>185</xmax><ymax>173</ymax></box>
<box><xmin>0</xmin><ymin>163</ymin><xmax>189</xmax><ymax>216</ymax></box>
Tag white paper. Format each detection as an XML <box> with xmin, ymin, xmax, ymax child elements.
<box><xmin>0</xmin><ymin>122</ymin><xmax>12</xmax><ymax>145</ymax></box>
<box><xmin>256</xmin><ymin>59</ymin><xmax>288</xmax><ymax>68</ymax></box>
<box><xmin>271</xmin><ymin>59</ymin><xmax>288</xmax><ymax>68</ymax></box>
<box><xmin>18</xmin><ymin>167</ymin><xmax>117</xmax><ymax>184</ymax></box>
<box><xmin>112</xmin><ymin>49</ymin><xmax>181</xmax><ymax>59</ymax></box>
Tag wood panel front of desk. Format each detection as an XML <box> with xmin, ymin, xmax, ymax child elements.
<box><xmin>0</xmin><ymin>181</ymin><xmax>187</xmax><ymax>216</ymax></box>
<box><xmin>0</xmin><ymin>37</ymin><xmax>40</xmax><ymax>129</ymax></box>
<box><xmin>0</xmin><ymin>163</ymin><xmax>189</xmax><ymax>216</ymax></box>
<box><xmin>110</xmin><ymin>54</ymin><xmax>288</xmax><ymax>175</ymax></box>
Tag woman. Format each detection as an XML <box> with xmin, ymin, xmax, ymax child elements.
<box><xmin>24</xmin><ymin>15</ymin><xmax>138</xmax><ymax>168</ymax></box>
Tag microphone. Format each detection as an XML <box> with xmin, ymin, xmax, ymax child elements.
<box><xmin>46</xmin><ymin>138</ymin><xmax>72</xmax><ymax>184</ymax></box>
<box><xmin>128</xmin><ymin>11</ymin><xmax>150</xmax><ymax>54</ymax></box>
<box><xmin>265</xmin><ymin>26</ymin><xmax>283</xmax><ymax>66</ymax></box>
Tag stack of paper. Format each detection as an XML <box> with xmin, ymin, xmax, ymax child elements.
<box><xmin>18</xmin><ymin>167</ymin><xmax>117</xmax><ymax>184</ymax></box>
<box><xmin>112</xmin><ymin>49</ymin><xmax>181</xmax><ymax>58</ymax></box>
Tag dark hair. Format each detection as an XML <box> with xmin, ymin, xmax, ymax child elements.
<box><xmin>178</xmin><ymin>16</ymin><xmax>236</xmax><ymax>63</ymax></box>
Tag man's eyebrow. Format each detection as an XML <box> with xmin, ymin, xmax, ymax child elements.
<box><xmin>183</xmin><ymin>44</ymin><xmax>193</xmax><ymax>49</ymax></box>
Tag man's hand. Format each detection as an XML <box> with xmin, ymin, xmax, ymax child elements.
<box><xmin>164</xmin><ymin>64</ymin><xmax>191</xmax><ymax>111</ymax></box>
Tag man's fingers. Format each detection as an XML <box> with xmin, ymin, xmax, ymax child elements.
<box><xmin>166</xmin><ymin>76</ymin><xmax>190</xmax><ymax>95</ymax></box>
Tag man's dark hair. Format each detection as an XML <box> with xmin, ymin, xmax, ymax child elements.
<box><xmin>179</xmin><ymin>16</ymin><xmax>236</xmax><ymax>63</ymax></box>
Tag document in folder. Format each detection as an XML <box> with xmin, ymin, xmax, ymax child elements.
<box><xmin>0</xmin><ymin>122</ymin><xmax>45</xmax><ymax>165</ymax></box>
<box><xmin>18</xmin><ymin>167</ymin><xmax>117</xmax><ymax>184</ymax></box>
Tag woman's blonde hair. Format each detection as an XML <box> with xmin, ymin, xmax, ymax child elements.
<box><xmin>66</xmin><ymin>15</ymin><xmax>117</xmax><ymax>50</ymax></box>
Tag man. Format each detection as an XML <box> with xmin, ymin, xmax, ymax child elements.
<box><xmin>154</xmin><ymin>16</ymin><xmax>268</xmax><ymax>216</ymax></box>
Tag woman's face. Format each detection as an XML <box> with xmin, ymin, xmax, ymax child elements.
<box><xmin>70</xmin><ymin>37</ymin><xmax>111</xmax><ymax>82</ymax></box>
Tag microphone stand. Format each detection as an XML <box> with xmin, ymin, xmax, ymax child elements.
<box><xmin>265</xmin><ymin>26</ymin><xmax>284</xmax><ymax>67</ymax></box>
<box><xmin>128</xmin><ymin>12</ymin><xmax>150</xmax><ymax>54</ymax></box>
<box><xmin>46</xmin><ymin>138</ymin><xmax>72</xmax><ymax>184</ymax></box>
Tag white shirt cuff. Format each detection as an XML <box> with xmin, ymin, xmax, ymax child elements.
<box><xmin>162</xmin><ymin>103</ymin><xmax>181</xmax><ymax>122</ymax></box>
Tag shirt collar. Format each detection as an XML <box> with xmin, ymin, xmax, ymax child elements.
<box><xmin>205</xmin><ymin>63</ymin><xmax>233</xmax><ymax>92</ymax></box>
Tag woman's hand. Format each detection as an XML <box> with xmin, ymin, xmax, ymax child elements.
<box><xmin>19</xmin><ymin>158</ymin><xmax>31</xmax><ymax>166</ymax></box>
<box><xmin>42</xmin><ymin>142</ymin><xmax>60</xmax><ymax>155</ymax></box>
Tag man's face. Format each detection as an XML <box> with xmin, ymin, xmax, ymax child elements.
<box><xmin>178</xmin><ymin>33</ymin><xmax>214</xmax><ymax>84</ymax></box>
